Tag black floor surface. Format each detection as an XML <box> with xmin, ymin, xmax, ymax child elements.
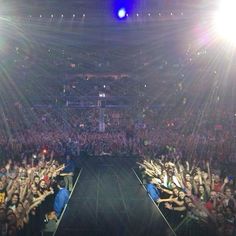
<box><xmin>55</xmin><ymin>157</ymin><xmax>174</xmax><ymax>236</ymax></box>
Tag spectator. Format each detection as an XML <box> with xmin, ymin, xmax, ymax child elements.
<box><xmin>138</xmin><ymin>155</ymin><xmax>236</xmax><ymax>235</ymax></box>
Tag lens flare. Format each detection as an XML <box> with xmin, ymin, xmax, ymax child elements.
<box><xmin>214</xmin><ymin>0</ymin><xmax>236</xmax><ymax>45</ymax></box>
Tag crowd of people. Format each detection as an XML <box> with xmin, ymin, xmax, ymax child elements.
<box><xmin>0</xmin><ymin>148</ymin><xmax>76</xmax><ymax>236</ymax></box>
<box><xmin>2</xmin><ymin>102</ymin><xmax>236</xmax><ymax>161</ymax></box>
<box><xmin>139</xmin><ymin>153</ymin><xmax>236</xmax><ymax>236</ymax></box>
<box><xmin>0</xmin><ymin>102</ymin><xmax>235</xmax><ymax>236</ymax></box>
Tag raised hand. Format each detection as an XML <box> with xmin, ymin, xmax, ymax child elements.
<box><xmin>165</xmin><ymin>202</ymin><xmax>173</xmax><ymax>210</ymax></box>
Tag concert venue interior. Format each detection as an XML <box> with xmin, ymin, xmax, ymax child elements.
<box><xmin>0</xmin><ymin>0</ymin><xmax>236</xmax><ymax>236</ymax></box>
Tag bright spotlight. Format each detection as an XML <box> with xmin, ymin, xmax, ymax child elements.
<box><xmin>118</xmin><ymin>8</ymin><xmax>126</xmax><ymax>19</ymax></box>
<box><xmin>214</xmin><ymin>0</ymin><xmax>236</xmax><ymax>45</ymax></box>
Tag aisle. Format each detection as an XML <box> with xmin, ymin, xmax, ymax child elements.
<box><xmin>54</xmin><ymin>158</ymin><xmax>174</xmax><ymax>236</ymax></box>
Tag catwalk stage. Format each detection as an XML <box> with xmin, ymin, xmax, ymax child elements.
<box><xmin>54</xmin><ymin>157</ymin><xmax>175</xmax><ymax>236</ymax></box>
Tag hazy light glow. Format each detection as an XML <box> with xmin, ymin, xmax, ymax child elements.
<box><xmin>214</xmin><ymin>0</ymin><xmax>236</xmax><ymax>45</ymax></box>
<box><xmin>118</xmin><ymin>8</ymin><xmax>126</xmax><ymax>19</ymax></box>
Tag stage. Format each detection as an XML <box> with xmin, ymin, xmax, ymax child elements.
<box><xmin>53</xmin><ymin>157</ymin><xmax>175</xmax><ymax>236</ymax></box>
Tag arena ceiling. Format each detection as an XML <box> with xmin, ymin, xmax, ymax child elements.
<box><xmin>0</xmin><ymin>0</ymin><xmax>210</xmax><ymax>17</ymax></box>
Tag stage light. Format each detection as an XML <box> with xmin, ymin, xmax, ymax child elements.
<box><xmin>214</xmin><ymin>0</ymin><xmax>236</xmax><ymax>45</ymax></box>
<box><xmin>118</xmin><ymin>8</ymin><xmax>126</xmax><ymax>19</ymax></box>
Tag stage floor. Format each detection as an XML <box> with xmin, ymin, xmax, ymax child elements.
<box><xmin>54</xmin><ymin>157</ymin><xmax>175</xmax><ymax>236</ymax></box>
